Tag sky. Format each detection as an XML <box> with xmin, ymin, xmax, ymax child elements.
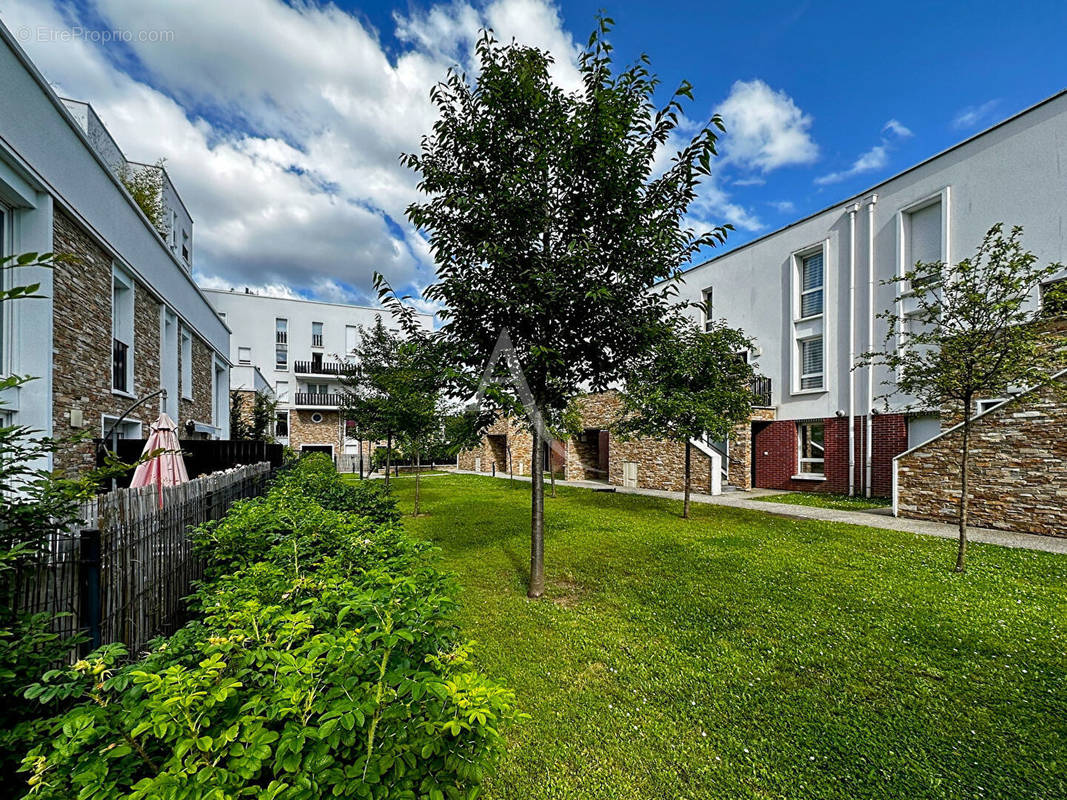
<box><xmin>2</xmin><ymin>0</ymin><xmax>1066</xmax><ymax>314</ymax></box>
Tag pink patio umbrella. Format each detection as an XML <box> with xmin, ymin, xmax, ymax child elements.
<box><xmin>130</xmin><ymin>413</ymin><xmax>189</xmax><ymax>507</ymax></box>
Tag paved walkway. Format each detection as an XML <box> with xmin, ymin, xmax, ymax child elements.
<box><xmin>450</xmin><ymin>469</ymin><xmax>1067</xmax><ymax>555</ymax></box>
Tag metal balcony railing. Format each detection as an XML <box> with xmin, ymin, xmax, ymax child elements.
<box><xmin>276</xmin><ymin>331</ymin><xmax>288</xmax><ymax>344</ymax></box>
<box><xmin>293</xmin><ymin>360</ymin><xmax>357</xmax><ymax>376</ymax></box>
<box><xmin>751</xmin><ymin>375</ymin><xmax>772</xmax><ymax>407</ymax></box>
<box><xmin>293</xmin><ymin>392</ymin><xmax>343</xmax><ymax>408</ymax></box>
<box><xmin>312</xmin><ymin>334</ymin><xmax>323</xmax><ymax>348</ymax></box>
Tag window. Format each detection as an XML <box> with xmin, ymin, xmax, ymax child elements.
<box><xmin>112</xmin><ymin>268</ymin><xmax>135</xmax><ymax>394</ymax></box>
<box><xmin>275</xmin><ymin>347</ymin><xmax>287</xmax><ymax>370</ymax></box>
<box><xmin>307</xmin><ymin>382</ymin><xmax>328</xmax><ymax>395</ymax></box>
<box><xmin>799</xmin><ymin>252</ymin><xmax>823</xmax><ymax>318</ymax></box>
<box><xmin>181</xmin><ymin>230</ymin><xmax>190</xmax><ymax>264</ymax></box>
<box><xmin>345</xmin><ymin>325</ymin><xmax>358</xmax><ymax>355</ymax></box>
<box><xmin>902</xmin><ymin>197</ymin><xmax>944</xmax><ymax>290</ymax></box>
<box><xmin>1042</xmin><ymin>278</ymin><xmax>1067</xmax><ymax>318</ymax></box>
<box><xmin>238</xmin><ymin>346</ymin><xmax>252</xmax><ymax>364</ymax></box>
<box><xmin>799</xmin><ymin>336</ymin><xmax>823</xmax><ymax>390</ymax></box>
<box><xmin>797</xmin><ymin>422</ymin><xmax>825</xmax><ymax>476</ymax></box>
<box><xmin>312</xmin><ymin>321</ymin><xmax>324</xmax><ymax>348</ymax></box>
<box><xmin>0</xmin><ymin>205</ymin><xmax>7</xmax><ymax>373</ymax></box>
<box><xmin>161</xmin><ymin>310</ymin><xmax>179</xmax><ymax>413</ymax></box>
<box><xmin>275</xmin><ymin>318</ymin><xmax>288</xmax><ymax>345</ymax></box>
<box><xmin>275</xmin><ymin>380</ymin><xmax>289</xmax><ymax>403</ymax></box>
<box><xmin>275</xmin><ymin>411</ymin><xmax>289</xmax><ymax>438</ymax></box>
<box><xmin>701</xmin><ymin>287</ymin><xmax>714</xmax><ymax>332</ymax></box>
<box><xmin>212</xmin><ymin>359</ymin><xmax>226</xmax><ymax>433</ymax></box>
<box><xmin>180</xmin><ymin>330</ymin><xmax>193</xmax><ymax>399</ymax></box>
<box><xmin>977</xmin><ymin>398</ymin><xmax>1008</xmax><ymax>415</ymax></box>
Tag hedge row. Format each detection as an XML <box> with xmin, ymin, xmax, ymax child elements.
<box><xmin>20</xmin><ymin>454</ymin><xmax>519</xmax><ymax>799</ymax></box>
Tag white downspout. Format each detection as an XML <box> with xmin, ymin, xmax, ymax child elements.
<box><xmin>865</xmin><ymin>194</ymin><xmax>878</xmax><ymax>497</ymax></box>
<box><xmin>846</xmin><ymin>202</ymin><xmax>859</xmax><ymax>497</ymax></box>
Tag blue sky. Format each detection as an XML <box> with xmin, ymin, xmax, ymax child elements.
<box><xmin>3</xmin><ymin>0</ymin><xmax>1066</xmax><ymax>310</ymax></box>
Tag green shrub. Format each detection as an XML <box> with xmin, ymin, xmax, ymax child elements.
<box><xmin>20</xmin><ymin>459</ymin><xmax>519</xmax><ymax>799</ymax></box>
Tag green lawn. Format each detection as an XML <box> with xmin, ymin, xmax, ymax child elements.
<box><xmin>384</xmin><ymin>474</ymin><xmax>1066</xmax><ymax>799</ymax></box>
<box><xmin>756</xmin><ymin>491</ymin><xmax>892</xmax><ymax>511</ymax></box>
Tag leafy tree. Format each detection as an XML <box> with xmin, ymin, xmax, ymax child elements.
<box><xmin>228</xmin><ymin>390</ymin><xmax>252</xmax><ymax>441</ymax></box>
<box><xmin>404</xmin><ymin>19</ymin><xmax>729</xmax><ymax>597</ymax></box>
<box><xmin>118</xmin><ymin>159</ymin><xmax>169</xmax><ymax>237</ymax></box>
<box><xmin>863</xmin><ymin>223</ymin><xmax>1065</xmax><ymax>572</ymax></box>
<box><xmin>618</xmin><ymin>315</ymin><xmax>755</xmax><ymax>518</ymax></box>
<box><xmin>340</xmin><ymin>318</ymin><xmax>401</xmax><ymax>488</ymax></box>
<box><xmin>250</xmin><ymin>390</ymin><xmax>279</xmax><ymax>443</ymax></box>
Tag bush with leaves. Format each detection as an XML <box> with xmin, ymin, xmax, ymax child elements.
<box><xmin>20</xmin><ymin>459</ymin><xmax>519</xmax><ymax>799</ymax></box>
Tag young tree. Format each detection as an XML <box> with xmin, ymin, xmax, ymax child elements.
<box><xmin>404</xmin><ymin>19</ymin><xmax>730</xmax><ymax>598</ymax></box>
<box><xmin>340</xmin><ymin>318</ymin><xmax>401</xmax><ymax>488</ymax></box>
<box><xmin>864</xmin><ymin>223</ymin><xmax>1065</xmax><ymax>572</ymax></box>
<box><xmin>229</xmin><ymin>391</ymin><xmax>252</xmax><ymax>441</ymax></box>
<box><xmin>618</xmin><ymin>315</ymin><xmax>755</xmax><ymax>518</ymax></box>
<box><xmin>250</xmin><ymin>390</ymin><xmax>279</xmax><ymax>443</ymax></box>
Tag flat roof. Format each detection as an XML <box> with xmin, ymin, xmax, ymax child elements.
<box><xmin>202</xmin><ymin>287</ymin><xmax>435</xmax><ymax>319</ymax></box>
<box><xmin>673</xmin><ymin>87</ymin><xmax>1067</xmax><ymax>280</ymax></box>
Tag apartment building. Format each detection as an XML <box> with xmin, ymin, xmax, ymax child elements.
<box><xmin>0</xmin><ymin>22</ymin><xmax>230</xmax><ymax>474</ymax></box>
<box><xmin>674</xmin><ymin>90</ymin><xmax>1067</xmax><ymax>500</ymax></box>
<box><xmin>204</xmin><ymin>290</ymin><xmax>433</xmax><ymax>457</ymax></box>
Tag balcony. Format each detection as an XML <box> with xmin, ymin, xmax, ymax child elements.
<box><xmin>293</xmin><ymin>359</ymin><xmax>357</xmax><ymax>376</ymax></box>
<box><xmin>293</xmin><ymin>392</ymin><xmax>344</xmax><ymax>408</ymax></box>
<box><xmin>751</xmin><ymin>375</ymin><xmax>772</xmax><ymax>407</ymax></box>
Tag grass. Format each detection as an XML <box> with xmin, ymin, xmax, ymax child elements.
<box><xmin>383</xmin><ymin>474</ymin><xmax>1065</xmax><ymax>800</ymax></box>
<box><xmin>756</xmin><ymin>491</ymin><xmax>892</xmax><ymax>511</ymax></box>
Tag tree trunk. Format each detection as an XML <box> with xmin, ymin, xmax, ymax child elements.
<box><xmin>385</xmin><ymin>433</ymin><xmax>391</xmax><ymax>489</ymax></box>
<box><xmin>956</xmin><ymin>411</ymin><xmax>971</xmax><ymax>573</ymax></box>
<box><xmin>414</xmin><ymin>448</ymin><xmax>421</xmax><ymax>517</ymax></box>
<box><xmin>529</xmin><ymin>427</ymin><xmax>545</xmax><ymax>598</ymax></box>
<box><xmin>683</xmin><ymin>440</ymin><xmax>691</xmax><ymax>519</ymax></box>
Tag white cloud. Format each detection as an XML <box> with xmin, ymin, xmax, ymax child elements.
<box><xmin>815</xmin><ymin>143</ymin><xmax>888</xmax><ymax>185</ymax></box>
<box><xmin>732</xmin><ymin>176</ymin><xmax>766</xmax><ymax>187</ymax></box>
<box><xmin>716</xmin><ymin>79</ymin><xmax>818</xmax><ymax>173</ymax></box>
<box><xmin>883</xmin><ymin>118</ymin><xmax>912</xmax><ymax>138</ymax></box>
<box><xmin>0</xmin><ymin>0</ymin><xmax>583</xmax><ymax>302</ymax></box>
<box><xmin>768</xmin><ymin>200</ymin><xmax>795</xmax><ymax>214</ymax></box>
<box><xmin>952</xmin><ymin>99</ymin><xmax>999</xmax><ymax>130</ymax></box>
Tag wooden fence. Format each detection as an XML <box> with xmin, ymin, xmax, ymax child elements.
<box><xmin>9</xmin><ymin>462</ymin><xmax>272</xmax><ymax>659</ymax></box>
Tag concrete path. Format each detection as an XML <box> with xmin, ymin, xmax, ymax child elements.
<box><xmin>450</xmin><ymin>469</ymin><xmax>1067</xmax><ymax>555</ymax></box>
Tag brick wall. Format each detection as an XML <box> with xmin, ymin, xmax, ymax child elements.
<box><xmin>289</xmin><ymin>409</ymin><xmax>341</xmax><ymax>453</ymax></box>
<box><xmin>753</xmin><ymin>414</ymin><xmax>906</xmax><ymax>497</ymax></box>
<box><xmin>51</xmin><ymin>210</ymin><xmax>163</xmax><ymax>474</ymax></box>
<box><xmin>896</xmin><ymin>379</ymin><xmax>1067</xmax><ymax>536</ymax></box>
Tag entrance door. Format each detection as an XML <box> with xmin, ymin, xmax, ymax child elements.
<box><xmin>622</xmin><ymin>461</ymin><xmax>638</xmax><ymax>488</ymax></box>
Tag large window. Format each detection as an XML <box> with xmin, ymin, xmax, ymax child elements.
<box><xmin>312</xmin><ymin>321</ymin><xmax>324</xmax><ymax>348</ymax></box>
<box><xmin>799</xmin><ymin>336</ymin><xmax>823</xmax><ymax>390</ymax></box>
<box><xmin>799</xmin><ymin>252</ymin><xmax>823</xmax><ymax>319</ymax></box>
<box><xmin>275</xmin><ymin>346</ymin><xmax>287</xmax><ymax>370</ymax></box>
<box><xmin>180</xmin><ymin>329</ymin><xmax>193</xmax><ymax>399</ymax></box>
<box><xmin>275</xmin><ymin>411</ymin><xmax>289</xmax><ymax>438</ymax></box>
<box><xmin>701</xmin><ymin>287</ymin><xmax>714</xmax><ymax>332</ymax></box>
<box><xmin>797</xmin><ymin>422</ymin><xmax>825</xmax><ymax>476</ymax></box>
<box><xmin>237</xmin><ymin>346</ymin><xmax>252</xmax><ymax>364</ymax></box>
<box><xmin>112</xmin><ymin>267</ymin><xmax>135</xmax><ymax>394</ymax></box>
<box><xmin>275</xmin><ymin>380</ymin><xmax>289</xmax><ymax>403</ymax></box>
<box><xmin>345</xmin><ymin>325</ymin><xmax>358</xmax><ymax>355</ymax></box>
<box><xmin>275</xmin><ymin>317</ymin><xmax>288</xmax><ymax>345</ymax></box>
<box><xmin>902</xmin><ymin>196</ymin><xmax>944</xmax><ymax>290</ymax></box>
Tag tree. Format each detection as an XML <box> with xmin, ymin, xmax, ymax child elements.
<box><xmin>229</xmin><ymin>390</ymin><xmax>252</xmax><ymax>441</ymax></box>
<box><xmin>618</xmin><ymin>315</ymin><xmax>755</xmax><ymax>518</ymax></box>
<box><xmin>118</xmin><ymin>159</ymin><xmax>169</xmax><ymax>237</ymax></box>
<box><xmin>863</xmin><ymin>223</ymin><xmax>1065</xmax><ymax>572</ymax></box>
<box><xmin>404</xmin><ymin>19</ymin><xmax>730</xmax><ymax>598</ymax></box>
<box><xmin>340</xmin><ymin>318</ymin><xmax>400</xmax><ymax>488</ymax></box>
<box><xmin>250</xmin><ymin>390</ymin><xmax>279</xmax><ymax>443</ymax></box>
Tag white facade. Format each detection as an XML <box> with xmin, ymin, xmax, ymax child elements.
<box><xmin>0</xmin><ymin>20</ymin><xmax>229</xmax><ymax>464</ymax></box>
<box><xmin>674</xmin><ymin>90</ymin><xmax>1067</xmax><ymax>491</ymax></box>
<box><xmin>204</xmin><ymin>289</ymin><xmax>432</xmax><ymax>452</ymax></box>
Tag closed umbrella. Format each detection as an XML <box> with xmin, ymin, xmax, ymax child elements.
<box><xmin>130</xmin><ymin>413</ymin><xmax>189</xmax><ymax>507</ymax></box>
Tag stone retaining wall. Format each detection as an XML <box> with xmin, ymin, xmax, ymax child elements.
<box><xmin>896</xmin><ymin>378</ymin><xmax>1066</xmax><ymax>536</ymax></box>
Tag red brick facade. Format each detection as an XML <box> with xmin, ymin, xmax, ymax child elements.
<box><xmin>753</xmin><ymin>414</ymin><xmax>907</xmax><ymax>498</ymax></box>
